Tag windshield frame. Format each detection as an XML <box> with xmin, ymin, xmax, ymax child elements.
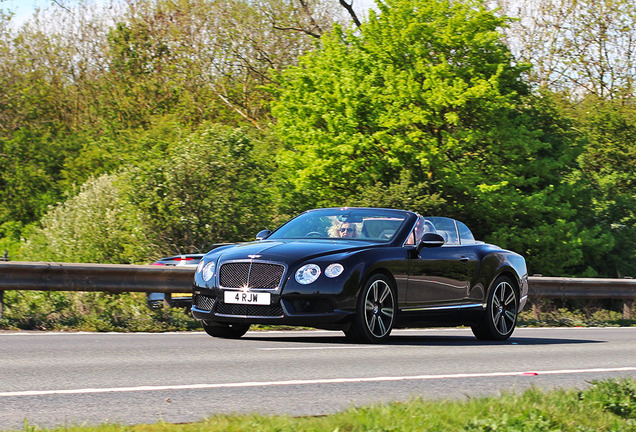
<box><xmin>267</xmin><ymin>208</ymin><xmax>415</xmax><ymax>243</ymax></box>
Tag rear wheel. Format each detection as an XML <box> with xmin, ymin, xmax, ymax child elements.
<box><xmin>345</xmin><ymin>274</ymin><xmax>396</xmax><ymax>343</ymax></box>
<box><xmin>202</xmin><ymin>321</ymin><xmax>250</xmax><ymax>339</ymax></box>
<box><xmin>471</xmin><ymin>276</ymin><xmax>518</xmax><ymax>341</ymax></box>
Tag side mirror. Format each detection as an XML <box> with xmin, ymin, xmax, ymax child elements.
<box><xmin>416</xmin><ymin>232</ymin><xmax>445</xmax><ymax>253</ymax></box>
<box><xmin>256</xmin><ymin>229</ymin><xmax>272</xmax><ymax>240</ymax></box>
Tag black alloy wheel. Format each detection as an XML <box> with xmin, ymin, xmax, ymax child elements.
<box><xmin>202</xmin><ymin>321</ymin><xmax>250</xmax><ymax>339</ymax></box>
<box><xmin>472</xmin><ymin>275</ymin><xmax>518</xmax><ymax>341</ymax></box>
<box><xmin>345</xmin><ymin>274</ymin><xmax>396</xmax><ymax>343</ymax></box>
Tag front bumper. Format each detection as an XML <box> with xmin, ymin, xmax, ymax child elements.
<box><xmin>190</xmin><ymin>289</ymin><xmax>353</xmax><ymax>327</ymax></box>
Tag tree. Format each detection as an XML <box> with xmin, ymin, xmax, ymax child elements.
<box><xmin>571</xmin><ymin>96</ymin><xmax>636</xmax><ymax>277</ymax></box>
<box><xmin>273</xmin><ymin>0</ymin><xmax>591</xmax><ymax>275</ymax></box>
<box><xmin>496</xmin><ymin>0</ymin><xmax>636</xmax><ymax>98</ymax></box>
<box><xmin>21</xmin><ymin>173</ymin><xmax>153</xmax><ymax>264</ymax></box>
<box><xmin>128</xmin><ymin>124</ymin><xmax>276</xmax><ymax>255</ymax></box>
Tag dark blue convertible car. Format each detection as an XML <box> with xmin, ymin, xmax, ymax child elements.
<box><xmin>191</xmin><ymin>207</ymin><xmax>528</xmax><ymax>343</ymax></box>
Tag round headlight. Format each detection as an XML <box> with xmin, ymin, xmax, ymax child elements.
<box><xmin>196</xmin><ymin>260</ymin><xmax>206</xmax><ymax>274</ymax></box>
<box><xmin>201</xmin><ymin>261</ymin><xmax>216</xmax><ymax>281</ymax></box>
<box><xmin>295</xmin><ymin>264</ymin><xmax>321</xmax><ymax>285</ymax></box>
<box><xmin>325</xmin><ymin>263</ymin><xmax>344</xmax><ymax>278</ymax></box>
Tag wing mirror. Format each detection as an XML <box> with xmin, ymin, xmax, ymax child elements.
<box><xmin>256</xmin><ymin>229</ymin><xmax>272</xmax><ymax>240</ymax></box>
<box><xmin>416</xmin><ymin>232</ymin><xmax>445</xmax><ymax>253</ymax></box>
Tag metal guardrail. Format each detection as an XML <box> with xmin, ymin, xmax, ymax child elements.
<box><xmin>528</xmin><ymin>276</ymin><xmax>636</xmax><ymax>300</ymax></box>
<box><xmin>0</xmin><ymin>261</ymin><xmax>194</xmax><ymax>293</ymax></box>
<box><xmin>0</xmin><ymin>261</ymin><xmax>634</xmax><ymax>318</ymax></box>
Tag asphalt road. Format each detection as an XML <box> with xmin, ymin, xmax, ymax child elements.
<box><xmin>1</xmin><ymin>327</ymin><xmax>636</xmax><ymax>430</ymax></box>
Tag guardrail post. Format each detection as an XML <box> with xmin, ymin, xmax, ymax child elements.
<box><xmin>0</xmin><ymin>251</ymin><xmax>7</xmax><ymax>318</ymax></box>
<box><xmin>624</xmin><ymin>301</ymin><xmax>634</xmax><ymax>320</ymax></box>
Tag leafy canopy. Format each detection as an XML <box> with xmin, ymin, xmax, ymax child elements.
<box><xmin>273</xmin><ymin>0</ymin><xmax>595</xmax><ymax>275</ymax></box>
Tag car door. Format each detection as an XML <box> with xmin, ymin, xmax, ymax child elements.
<box><xmin>406</xmin><ymin>244</ymin><xmax>479</xmax><ymax>309</ymax></box>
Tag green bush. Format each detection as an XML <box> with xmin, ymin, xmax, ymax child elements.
<box><xmin>0</xmin><ymin>291</ymin><xmax>200</xmax><ymax>332</ymax></box>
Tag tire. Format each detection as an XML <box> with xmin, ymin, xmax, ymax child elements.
<box><xmin>471</xmin><ymin>275</ymin><xmax>518</xmax><ymax>341</ymax></box>
<box><xmin>202</xmin><ymin>321</ymin><xmax>250</xmax><ymax>339</ymax></box>
<box><xmin>345</xmin><ymin>274</ymin><xmax>396</xmax><ymax>343</ymax></box>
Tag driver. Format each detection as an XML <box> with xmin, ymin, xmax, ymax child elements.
<box><xmin>339</xmin><ymin>222</ymin><xmax>356</xmax><ymax>238</ymax></box>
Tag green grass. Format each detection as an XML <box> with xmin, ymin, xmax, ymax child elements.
<box><xmin>9</xmin><ymin>378</ymin><xmax>636</xmax><ymax>432</ymax></box>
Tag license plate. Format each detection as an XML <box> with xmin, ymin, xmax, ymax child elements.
<box><xmin>224</xmin><ymin>291</ymin><xmax>271</xmax><ymax>305</ymax></box>
<box><xmin>171</xmin><ymin>293</ymin><xmax>192</xmax><ymax>299</ymax></box>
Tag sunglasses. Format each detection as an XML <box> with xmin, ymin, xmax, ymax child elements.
<box><xmin>340</xmin><ymin>227</ymin><xmax>354</xmax><ymax>233</ymax></box>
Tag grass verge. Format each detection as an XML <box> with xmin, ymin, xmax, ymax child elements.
<box><xmin>9</xmin><ymin>378</ymin><xmax>636</xmax><ymax>432</ymax></box>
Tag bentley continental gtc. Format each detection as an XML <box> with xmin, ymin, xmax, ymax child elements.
<box><xmin>191</xmin><ymin>207</ymin><xmax>528</xmax><ymax>343</ymax></box>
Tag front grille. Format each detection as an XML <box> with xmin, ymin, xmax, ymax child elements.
<box><xmin>215</xmin><ymin>301</ymin><xmax>284</xmax><ymax>318</ymax></box>
<box><xmin>194</xmin><ymin>295</ymin><xmax>216</xmax><ymax>311</ymax></box>
<box><xmin>219</xmin><ymin>261</ymin><xmax>285</xmax><ymax>290</ymax></box>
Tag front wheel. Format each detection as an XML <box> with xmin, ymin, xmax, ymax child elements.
<box><xmin>202</xmin><ymin>321</ymin><xmax>250</xmax><ymax>339</ymax></box>
<box><xmin>471</xmin><ymin>276</ymin><xmax>518</xmax><ymax>341</ymax></box>
<box><xmin>345</xmin><ymin>274</ymin><xmax>396</xmax><ymax>343</ymax></box>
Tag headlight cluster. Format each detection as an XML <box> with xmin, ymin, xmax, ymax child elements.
<box><xmin>197</xmin><ymin>260</ymin><xmax>216</xmax><ymax>282</ymax></box>
<box><xmin>295</xmin><ymin>263</ymin><xmax>344</xmax><ymax>285</ymax></box>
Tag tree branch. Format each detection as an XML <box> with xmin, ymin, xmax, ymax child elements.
<box><xmin>272</xmin><ymin>24</ymin><xmax>322</xmax><ymax>39</ymax></box>
<box><xmin>339</xmin><ymin>0</ymin><xmax>361</xmax><ymax>28</ymax></box>
<box><xmin>52</xmin><ymin>0</ymin><xmax>72</xmax><ymax>13</ymax></box>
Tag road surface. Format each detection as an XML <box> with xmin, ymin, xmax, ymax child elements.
<box><xmin>1</xmin><ymin>327</ymin><xmax>635</xmax><ymax>429</ymax></box>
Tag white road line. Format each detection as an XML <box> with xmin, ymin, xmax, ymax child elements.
<box><xmin>258</xmin><ymin>346</ymin><xmax>384</xmax><ymax>351</ymax></box>
<box><xmin>2</xmin><ymin>367</ymin><xmax>635</xmax><ymax>398</ymax></box>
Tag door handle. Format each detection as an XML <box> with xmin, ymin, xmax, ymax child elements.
<box><xmin>459</xmin><ymin>256</ymin><xmax>469</xmax><ymax>263</ymax></box>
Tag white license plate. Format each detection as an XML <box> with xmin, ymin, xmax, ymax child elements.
<box><xmin>224</xmin><ymin>291</ymin><xmax>271</xmax><ymax>305</ymax></box>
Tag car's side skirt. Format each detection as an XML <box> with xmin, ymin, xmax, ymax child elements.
<box><xmin>400</xmin><ymin>303</ymin><xmax>485</xmax><ymax>312</ymax></box>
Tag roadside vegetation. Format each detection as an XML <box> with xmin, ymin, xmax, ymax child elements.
<box><xmin>9</xmin><ymin>378</ymin><xmax>636</xmax><ymax>431</ymax></box>
<box><xmin>0</xmin><ymin>292</ymin><xmax>634</xmax><ymax>331</ymax></box>
<box><xmin>0</xmin><ymin>0</ymin><xmax>634</xmax><ymax>323</ymax></box>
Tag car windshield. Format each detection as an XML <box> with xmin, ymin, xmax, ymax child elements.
<box><xmin>268</xmin><ymin>208</ymin><xmax>410</xmax><ymax>242</ymax></box>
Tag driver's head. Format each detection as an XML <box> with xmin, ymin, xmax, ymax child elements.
<box><xmin>339</xmin><ymin>223</ymin><xmax>355</xmax><ymax>238</ymax></box>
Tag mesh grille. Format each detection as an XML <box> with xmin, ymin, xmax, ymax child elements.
<box><xmin>194</xmin><ymin>295</ymin><xmax>216</xmax><ymax>311</ymax></box>
<box><xmin>215</xmin><ymin>301</ymin><xmax>284</xmax><ymax>317</ymax></box>
<box><xmin>219</xmin><ymin>262</ymin><xmax>285</xmax><ymax>289</ymax></box>
<box><xmin>219</xmin><ymin>262</ymin><xmax>250</xmax><ymax>287</ymax></box>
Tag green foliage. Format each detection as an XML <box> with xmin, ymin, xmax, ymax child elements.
<box><xmin>274</xmin><ymin>0</ymin><xmax>536</xmax><ymax>199</ymax></box>
<box><xmin>571</xmin><ymin>96</ymin><xmax>636</xmax><ymax>277</ymax></box>
<box><xmin>0</xmin><ymin>128</ymin><xmax>70</xmax><ymax>225</ymax></box>
<box><xmin>21</xmin><ymin>173</ymin><xmax>153</xmax><ymax>264</ymax></box>
<box><xmin>18</xmin><ymin>123</ymin><xmax>276</xmax><ymax>262</ymax></box>
<box><xmin>0</xmin><ymin>0</ymin><xmax>634</xmax><ymax>279</ymax></box>
<box><xmin>1</xmin><ymin>290</ymin><xmax>200</xmax><ymax>332</ymax></box>
<box><xmin>273</xmin><ymin>0</ymin><xmax>595</xmax><ymax>275</ymax></box>
<box><xmin>0</xmin><ymin>220</ymin><xmax>23</xmax><ymax>259</ymax></box>
<box><xmin>128</xmin><ymin>123</ymin><xmax>276</xmax><ymax>254</ymax></box>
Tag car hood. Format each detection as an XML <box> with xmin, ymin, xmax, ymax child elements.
<box><xmin>212</xmin><ymin>239</ymin><xmax>380</xmax><ymax>263</ymax></box>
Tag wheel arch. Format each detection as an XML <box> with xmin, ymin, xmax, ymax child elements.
<box><xmin>475</xmin><ymin>250</ymin><xmax>526</xmax><ymax>303</ymax></box>
<box><xmin>359</xmin><ymin>267</ymin><xmax>398</xmax><ymax>296</ymax></box>
<box><xmin>491</xmin><ymin>269</ymin><xmax>520</xmax><ymax>296</ymax></box>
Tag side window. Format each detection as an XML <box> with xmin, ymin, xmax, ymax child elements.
<box><xmin>457</xmin><ymin>221</ymin><xmax>476</xmax><ymax>244</ymax></box>
<box><xmin>405</xmin><ymin>217</ymin><xmax>425</xmax><ymax>245</ymax></box>
<box><xmin>426</xmin><ymin>217</ymin><xmax>458</xmax><ymax>245</ymax></box>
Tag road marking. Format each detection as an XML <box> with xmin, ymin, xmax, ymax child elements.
<box><xmin>2</xmin><ymin>367</ymin><xmax>635</xmax><ymax>398</ymax></box>
<box><xmin>258</xmin><ymin>346</ymin><xmax>384</xmax><ymax>351</ymax></box>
